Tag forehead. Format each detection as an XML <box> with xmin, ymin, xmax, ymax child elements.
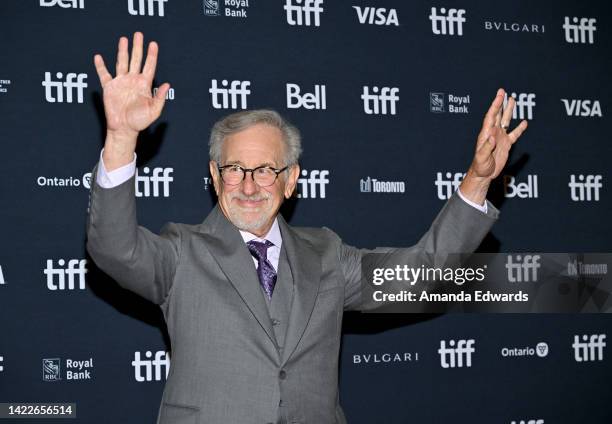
<box><xmin>222</xmin><ymin>124</ymin><xmax>285</xmax><ymax>166</ymax></box>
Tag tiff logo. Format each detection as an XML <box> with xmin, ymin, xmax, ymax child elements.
<box><xmin>429</xmin><ymin>7</ymin><xmax>466</xmax><ymax>36</ymax></box>
<box><xmin>40</xmin><ymin>0</ymin><xmax>84</xmax><ymax>8</ymax></box>
<box><xmin>569</xmin><ymin>174</ymin><xmax>602</xmax><ymax>201</ymax></box>
<box><xmin>511</xmin><ymin>420</ymin><xmax>544</xmax><ymax>424</ymax></box>
<box><xmin>504</xmin><ymin>175</ymin><xmax>539</xmax><ymax>199</ymax></box>
<box><xmin>563</xmin><ymin>17</ymin><xmax>596</xmax><ymax>44</ymax></box>
<box><xmin>439</xmin><ymin>339</ymin><xmax>475</xmax><ymax>368</ymax></box>
<box><xmin>361</xmin><ymin>86</ymin><xmax>399</xmax><ymax>115</ymax></box>
<box><xmin>573</xmin><ymin>334</ymin><xmax>606</xmax><ymax>362</ymax></box>
<box><xmin>128</xmin><ymin>0</ymin><xmax>168</xmax><ymax>16</ymax></box>
<box><xmin>561</xmin><ymin>99</ymin><xmax>602</xmax><ymax>117</ymax></box>
<box><xmin>435</xmin><ymin>172</ymin><xmax>464</xmax><ymax>200</ymax></box>
<box><xmin>209</xmin><ymin>79</ymin><xmax>250</xmax><ymax>109</ymax></box>
<box><xmin>505</xmin><ymin>254</ymin><xmax>540</xmax><ymax>282</ymax></box>
<box><xmin>352</xmin><ymin>6</ymin><xmax>399</xmax><ymax>26</ymax></box>
<box><xmin>297</xmin><ymin>169</ymin><xmax>329</xmax><ymax>199</ymax></box>
<box><xmin>286</xmin><ymin>83</ymin><xmax>326</xmax><ymax>110</ymax></box>
<box><xmin>504</xmin><ymin>92</ymin><xmax>536</xmax><ymax>120</ymax></box>
<box><xmin>284</xmin><ymin>0</ymin><xmax>324</xmax><ymax>26</ymax></box>
<box><xmin>45</xmin><ymin>259</ymin><xmax>88</xmax><ymax>290</ymax></box>
<box><xmin>135</xmin><ymin>167</ymin><xmax>173</xmax><ymax>197</ymax></box>
<box><xmin>132</xmin><ymin>350</ymin><xmax>170</xmax><ymax>382</ymax></box>
<box><xmin>0</xmin><ymin>265</ymin><xmax>5</xmax><ymax>284</ymax></box>
<box><xmin>42</xmin><ymin>72</ymin><xmax>87</xmax><ymax>103</ymax></box>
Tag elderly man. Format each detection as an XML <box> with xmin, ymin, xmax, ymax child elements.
<box><xmin>87</xmin><ymin>33</ymin><xmax>527</xmax><ymax>424</ymax></box>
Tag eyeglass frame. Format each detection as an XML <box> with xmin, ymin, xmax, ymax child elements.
<box><xmin>217</xmin><ymin>163</ymin><xmax>290</xmax><ymax>187</ymax></box>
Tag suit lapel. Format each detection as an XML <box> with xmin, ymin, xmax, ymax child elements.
<box><xmin>277</xmin><ymin>215</ymin><xmax>322</xmax><ymax>366</ymax></box>
<box><xmin>197</xmin><ymin>206</ymin><xmax>277</xmax><ymax>346</ymax></box>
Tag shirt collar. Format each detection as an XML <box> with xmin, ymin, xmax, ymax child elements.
<box><xmin>239</xmin><ymin>217</ymin><xmax>282</xmax><ymax>248</ymax></box>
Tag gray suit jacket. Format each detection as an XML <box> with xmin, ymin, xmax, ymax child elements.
<box><xmin>86</xmin><ymin>171</ymin><xmax>498</xmax><ymax>424</ymax></box>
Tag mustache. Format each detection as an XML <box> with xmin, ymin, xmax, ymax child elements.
<box><xmin>229</xmin><ymin>192</ymin><xmax>271</xmax><ymax>202</ymax></box>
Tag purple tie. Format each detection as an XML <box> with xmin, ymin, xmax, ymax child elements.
<box><xmin>247</xmin><ymin>240</ymin><xmax>277</xmax><ymax>299</ymax></box>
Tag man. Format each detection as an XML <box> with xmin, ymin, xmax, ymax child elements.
<box><xmin>87</xmin><ymin>33</ymin><xmax>527</xmax><ymax>424</ymax></box>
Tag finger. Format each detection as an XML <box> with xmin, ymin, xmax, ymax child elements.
<box><xmin>477</xmin><ymin>135</ymin><xmax>496</xmax><ymax>160</ymax></box>
<box><xmin>482</xmin><ymin>88</ymin><xmax>505</xmax><ymax>129</ymax></box>
<box><xmin>494</xmin><ymin>100</ymin><xmax>502</xmax><ymax>127</ymax></box>
<box><xmin>94</xmin><ymin>54</ymin><xmax>112</xmax><ymax>86</ymax></box>
<box><xmin>142</xmin><ymin>41</ymin><xmax>159</xmax><ymax>83</ymax></box>
<box><xmin>508</xmin><ymin>120</ymin><xmax>528</xmax><ymax>144</ymax></box>
<box><xmin>151</xmin><ymin>82</ymin><xmax>170</xmax><ymax>117</ymax></box>
<box><xmin>129</xmin><ymin>31</ymin><xmax>144</xmax><ymax>74</ymax></box>
<box><xmin>116</xmin><ymin>36</ymin><xmax>129</xmax><ymax>75</ymax></box>
<box><xmin>501</xmin><ymin>96</ymin><xmax>516</xmax><ymax>128</ymax></box>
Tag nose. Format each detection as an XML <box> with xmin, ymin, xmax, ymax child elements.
<box><xmin>241</xmin><ymin>170</ymin><xmax>259</xmax><ymax>195</ymax></box>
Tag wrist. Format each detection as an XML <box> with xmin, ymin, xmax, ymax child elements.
<box><xmin>103</xmin><ymin>130</ymin><xmax>137</xmax><ymax>171</ymax></box>
<box><xmin>459</xmin><ymin>168</ymin><xmax>491</xmax><ymax>205</ymax></box>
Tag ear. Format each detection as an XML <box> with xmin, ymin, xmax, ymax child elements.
<box><xmin>283</xmin><ymin>164</ymin><xmax>300</xmax><ymax>199</ymax></box>
<box><xmin>209</xmin><ymin>161</ymin><xmax>221</xmax><ymax>194</ymax></box>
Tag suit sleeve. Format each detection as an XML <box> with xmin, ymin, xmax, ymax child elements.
<box><xmin>339</xmin><ymin>192</ymin><xmax>499</xmax><ymax>311</ymax></box>
<box><xmin>86</xmin><ymin>164</ymin><xmax>181</xmax><ymax>305</ymax></box>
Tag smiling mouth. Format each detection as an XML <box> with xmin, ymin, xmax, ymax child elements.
<box><xmin>235</xmin><ymin>198</ymin><xmax>267</xmax><ymax>209</ymax></box>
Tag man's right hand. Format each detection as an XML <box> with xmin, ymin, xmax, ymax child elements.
<box><xmin>94</xmin><ymin>32</ymin><xmax>170</xmax><ymax>171</ymax></box>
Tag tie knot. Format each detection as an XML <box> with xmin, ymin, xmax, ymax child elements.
<box><xmin>247</xmin><ymin>239</ymin><xmax>274</xmax><ymax>261</ymax></box>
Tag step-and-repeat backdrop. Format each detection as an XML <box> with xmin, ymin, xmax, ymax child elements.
<box><xmin>0</xmin><ymin>1</ymin><xmax>610</xmax><ymax>422</ymax></box>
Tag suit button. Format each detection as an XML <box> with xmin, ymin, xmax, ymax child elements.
<box><xmin>271</xmin><ymin>318</ymin><xmax>280</xmax><ymax>326</ymax></box>
<box><xmin>279</xmin><ymin>370</ymin><xmax>287</xmax><ymax>379</ymax></box>
<box><xmin>279</xmin><ymin>399</ymin><xmax>284</xmax><ymax>406</ymax></box>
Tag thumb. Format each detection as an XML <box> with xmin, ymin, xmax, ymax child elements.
<box><xmin>152</xmin><ymin>82</ymin><xmax>170</xmax><ymax>117</ymax></box>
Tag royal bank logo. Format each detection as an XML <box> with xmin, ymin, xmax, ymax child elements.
<box><xmin>40</xmin><ymin>0</ymin><xmax>84</xmax><ymax>8</ymax></box>
<box><xmin>45</xmin><ymin>259</ymin><xmax>88</xmax><ymax>291</ymax></box>
<box><xmin>286</xmin><ymin>83</ymin><xmax>326</xmax><ymax>110</ymax></box>
<box><xmin>435</xmin><ymin>172</ymin><xmax>464</xmax><ymax>200</ymax></box>
<box><xmin>503</xmin><ymin>175</ymin><xmax>539</xmax><ymax>199</ymax></box>
<box><xmin>43</xmin><ymin>358</ymin><xmax>61</xmax><ymax>382</ymax></box>
<box><xmin>484</xmin><ymin>20</ymin><xmax>545</xmax><ymax>34</ymax></box>
<box><xmin>501</xmin><ymin>342</ymin><xmax>549</xmax><ymax>358</ymax></box>
<box><xmin>573</xmin><ymin>334</ymin><xmax>606</xmax><ymax>362</ymax></box>
<box><xmin>352</xmin><ymin>6</ymin><xmax>399</xmax><ymax>26</ymax></box>
<box><xmin>42</xmin><ymin>72</ymin><xmax>87</xmax><ymax>104</ymax></box>
<box><xmin>569</xmin><ymin>174</ymin><xmax>602</xmax><ymax>201</ymax></box>
<box><xmin>561</xmin><ymin>99</ymin><xmax>602</xmax><ymax>117</ymax></box>
<box><xmin>429</xmin><ymin>92</ymin><xmax>470</xmax><ymax>114</ymax></box>
<box><xmin>505</xmin><ymin>255</ymin><xmax>541</xmax><ymax>283</ymax></box>
<box><xmin>504</xmin><ymin>92</ymin><xmax>536</xmax><ymax>120</ymax></box>
<box><xmin>128</xmin><ymin>0</ymin><xmax>168</xmax><ymax>17</ymax></box>
<box><xmin>297</xmin><ymin>169</ymin><xmax>329</xmax><ymax>199</ymax></box>
<box><xmin>362</xmin><ymin>86</ymin><xmax>399</xmax><ymax>115</ymax></box>
<box><xmin>438</xmin><ymin>339</ymin><xmax>475</xmax><ymax>368</ymax></box>
<box><xmin>209</xmin><ymin>79</ymin><xmax>251</xmax><ymax>109</ymax></box>
<box><xmin>284</xmin><ymin>0</ymin><xmax>324</xmax><ymax>27</ymax></box>
<box><xmin>0</xmin><ymin>265</ymin><xmax>6</xmax><ymax>285</ymax></box>
<box><xmin>429</xmin><ymin>7</ymin><xmax>466</xmax><ymax>36</ymax></box>
<box><xmin>0</xmin><ymin>78</ymin><xmax>10</xmax><ymax>95</ymax></box>
<box><xmin>360</xmin><ymin>177</ymin><xmax>405</xmax><ymax>193</ymax></box>
<box><xmin>563</xmin><ymin>17</ymin><xmax>596</xmax><ymax>44</ymax></box>
<box><xmin>352</xmin><ymin>352</ymin><xmax>419</xmax><ymax>365</ymax></box>
<box><xmin>203</xmin><ymin>0</ymin><xmax>249</xmax><ymax>18</ymax></box>
<box><xmin>133</xmin><ymin>350</ymin><xmax>171</xmax><ymax>382</ymax></box>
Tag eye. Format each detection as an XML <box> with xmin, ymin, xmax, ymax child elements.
<box><xmin>226</xmin><ymin>165</ymin><xmax>243</xmax><ymax>174</ymax></box>
<box><xmin>255</xmin><ymin>167</ymin><xmax>275</xmax><ymax>176</ymax></box>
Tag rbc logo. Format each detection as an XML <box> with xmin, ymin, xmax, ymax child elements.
<box><xmin>429</xmin><ymin>7</ymin><xmax>466</xmax><ymax>36</ymax></box>
<box><xmin>135</xmin><ymin>167</ymin><xmax>173</xmax><ymax>197</ymax></box>
<box><xmin>505</xmin><ymin>255</ymin><xmax>541</xmax><ymax>283</ymax></box>
<box><xmin>132</xmin><ymin>351</ymin><xmax>170</xmax><ymax>382</ymax></box>
<box><xmin>209</xmin><ymin>79</ymin><xmax>251</xmax><ymax>109</ymax></box>
<box><xmin>284</xmin><ymin>0</ymin><xmax>324</xmax><ymax>27</ymax></box>
<box><xmin>286</xmin><ymin>83</ymin><xmax>326</xmax><ymax>110</ymax></box>
<box><xmin>563</xmin><ymin>17</ymin><xmax>596</xmax><ymax>44</ymax></box>
<box><xmin>504</xmin><ymin>92</ymin><xmax>536</xmax><ymax>120</ymax></box>
<box><xmin>568</xmin><ymin>174</ymin><xmax>602</xmax><ymax>201</ymax></box>
<box><xmin>361</xmin><ymin>86</ymin><xmax>399</xmax><ymax>115</ymax></box>
<box><xmin>42</xmin><ymin>72</ymin><xmax>87</xmax><ymax>103</ymax></box>
<box><xmin>39</xmin><ymin>0</ymin><xmax>84</xmax><ymax>8</ymax></box>
<box><xmin>297</xmin><ymin>170</ymin><xmax>329</xmax><ymax>199</ymax></box>
<box><xmin>44</xmin><ymin>259</ymin><xmax>88</xmax><ymax>290</ymax></box>
<box><xmin>128</xmin><ymin>0</ymin><xmax>168</xmax><ymax>17</ymax></box>
<box><xmin>573</xmin><ymin>334</ymin><xmax>606</xmax><ymax>362</ymax></box>
<box><xmin>438</xmin><ymin>339</ymin><xmax>475</xmax><ymax>368</ymax></box>
<box><xmin>435</xmin><ymin>172</ymin><xmax>464</xmax><ymax>200</ymax></box>
<box><xmin>42</xmin><ymin>358</ymin><xmax>61</xmax><ymax>381</ymax></box>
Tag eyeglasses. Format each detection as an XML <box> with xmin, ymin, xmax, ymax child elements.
<box><xmin>218</xmin><ymin>164</ymin><xmax>289</xmax><ymax>187</ymax></box>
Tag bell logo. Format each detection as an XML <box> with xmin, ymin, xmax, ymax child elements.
<box><xmin>438</xmin><ymin>339</ymin><xmax>475</xmax><ymax>368</ymax></box>
<box><xmin>44</xmin><ymin>259</ymin><xmax>88</xmax><ymax>290</ymax></box>
<box><xmin>361</xmin><ymin>86</ymin><xmax>399</xmax><ymax>115</ymax></box>
<box><xmin>563</xmin><ymin>17</ymin><xmax>596</xmax><ymax>44</ymax></box>
<box><xmin>353</xmin><ymin>6</ymin><xmax>399</xmax><ymax>26</ymax></box>
<box><xmin>42</xmin><ymin>72</ymin><xmax>87</xmax><ymax>104</ymax></box>
<box><xmin>128</xmin><ymin>0</ymin><xmax>168</xmax><ymax>17</ymax></box>
<box><xmin>297</xmin><ymin>169</ymin><xmax>329</xmax><ymax>199</ymax></box>
<box><xmin>284</xmin><ymin>0</ymin><xmax>324</xmax><ymax>27</ymax></box>
<box><xmin>504</xmin><ymin>92</ymin><xmax>536</xmax><ymax>120</ymax></box>
<box><xmin>429</xmin><ymin>7</ymin><xmax>466</xmax><ymax>36</ymax></box>
<box><xmin>132</xmin><ymin>350</ymin><xmax>170</xmax><ymax>382</ymax></box>
<box><xmin>503</xmin><ymin>175</ymin><xmax>539</xmax><ymax>199</ymax></box>
<box><xmin>568</xmin><ymin>174</ymin><xmax>602</xmax><ymax>201</ymax></box>
<box><xmin>286</xmin><ymin>83</ymin><xmax>326</xmax><ymax>110</ymax></box>
<box><xmin>39</xmin><ymin>0</ymin><xmax>84</xmax><ymax>8</ymax></box>
<box><xmin>434</xmin><ymin>172</ymin><xmax>464</xmax><ymax>200</ymax></box>
<box><xmin>561</xmin><ymin>99</ymin><xmax>602</xmax><ymax>117</ymax></box>
<box><xmin>573</xmin><ymin>334</ymin><xmax>606</xmax><ymax>362</ymax></box>
<box><xmin>505</xmin><ymin>255</ymin><xmax>540</xmax><ymax>283</ymax></box>
<box><xmin>209</xmin><ymin>79</ymin><xmax>251</xmax><ymax>109</ymax></box>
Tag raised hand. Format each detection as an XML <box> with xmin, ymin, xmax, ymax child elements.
<box><xmin>94</xmin><ymin>32</ymin><xmax>170</xmax><ymax>170</ymax></box>
<box><xmin>460</xmin><ymin>88</ymin><xmax>529</xmax><ymax>205</ymax></box>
